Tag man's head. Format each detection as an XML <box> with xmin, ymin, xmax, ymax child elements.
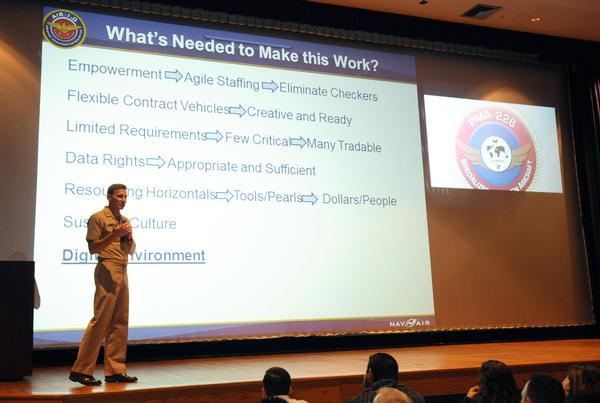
<box><xmin>365</xmin><ymin>353</ymin><xmax>399</xmax><ymax>385</ymax></box>
<box><xmin>262</xmin><ymin>367</ymin><xmax>292</xmax><ymax>397</ymax></box>
<box><xmin>106</xmin><ymin>184</ymin><xmax>127</xmax><ymax>212</ymax></box>
<box><xmin>521</xmin><ymin>375</ymin><xmax>564</xmax><ymax>403</ymax></box>
<box><xmin>373</xmin><ymin>387</ymin><xmax>411</xmax><ymax>403</ymax></box>
<box><xmin>260</xmin><ymin>398</ymin><xmax>287</xmax><ymax>403</ymax></box>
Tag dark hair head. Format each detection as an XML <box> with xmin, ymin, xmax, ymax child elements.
<box><xmin>566</xmin><ymin>365</ymin><xmax>600</xmax><ymax>401</ymax></box>
<box><xmin>262</xmin><ymin>367</ymin><xmax>291</xmax><ymax>397</ymax></box>
<box><xmin>368</xmin><ymin>353</ymin><xmax>399</xmax><ymax>382</ymax></box>
<box><xmin>107</xmin><ymin>183</ymin><xmax>127</xmax><ymax>195</ymax></box>
<box><xmin>526</xmin><ymin>374</ymin><xmax>564</xmax><ymax>403</ymax></box>
<box><xmin>260</xmin><ymin>398</ymin><xmax>287</xmax><ymax>403</ymax></box>
<box><xmin>477</xmin><ymin>360</ymin><xmax>519</xmax><ymax>403</ymax></box>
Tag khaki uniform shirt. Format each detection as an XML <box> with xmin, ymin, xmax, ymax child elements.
<box><xmin>86</xmin><ymin>207</ymin><xmax>136</xmax><ymax>263</ymax></box>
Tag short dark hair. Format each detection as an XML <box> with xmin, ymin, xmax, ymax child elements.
<box><xmin>368</xmin><ymin>353</ymin><xmax>399</xmax><ymax>382</ymax></box>
<box><xmin>107</xmin><ymin>183</ymin><xmax>127</xmax><ymax>195</ymax></box>
<box><xmin>261</xmin><ymin>398</ymin><xmax>287</xmax><ymax>403</ymax></box>
<box><xmin>263</xmin><ymin>367</ymin><xmax>291</xmax><ymax>396</ymax></box>
<box><xmin>526</xmin><ymin>374</ymin><xmax>564</xmax><ymax>403</ymax></box>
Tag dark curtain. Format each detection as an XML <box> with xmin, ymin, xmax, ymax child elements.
<box><xmin>570</xmin><ymin>60</ymin><xmax>600</xmax><ymax>323</ymax></box>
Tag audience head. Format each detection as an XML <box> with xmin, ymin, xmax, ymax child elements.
<box><xmin>373</xmin><ymin>386</ymin><xmax>411</xmax><ymax>403</ymax></box>
<box><xmin>366</xmin><ymin>353</ymin><xmax>399</xmax><ymax>385</ymax></box>
<box><xmin>563</xmin><ymin>364</ymin><xmax>600</xmax><ymax>402</ymax></box>
<box><xmin>477</xmin><ymin>360</ymin><xmax>519</xmax><ymax>402</ymax></box>
<box><xmin>260</xmin><ymin>398</ymin><xmax>287</xmax><ymax>403</ymax></box>
<box><xmin>262</xmin><ymin>367</ymin><xmax>292</xmax><ymax>397</ymax></box>
<box><xmin>521</xmin><ymin>374</ymin><xmax>564</xmax><ymax>403</ymax></box>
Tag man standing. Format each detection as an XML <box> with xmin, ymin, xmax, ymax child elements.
<box><xmin>349</xmin><ymin>353</ymin><xmax>424</xmax><ymax>403</ymax></box>
<box><xmin>69</xmin><ymin>184</ymin><xmax>138</xmax><ymax>386</ymax></box>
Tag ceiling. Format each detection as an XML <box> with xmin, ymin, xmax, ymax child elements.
<box><xmin>309</xmin><ymin>0</ymin><xmax>600</xmax><ymax>43</ymax></box>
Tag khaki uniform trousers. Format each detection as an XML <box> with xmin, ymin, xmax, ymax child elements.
<box><xmin>71</xmin><ymin>259</ymin><xmax>129</xmax><ymax>376</ymax></box>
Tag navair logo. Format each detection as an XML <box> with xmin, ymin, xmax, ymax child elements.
<box><xmin>389</xmin><ymin>318</ymin><xmax>431</xmax><ymax>328</ymax></box>
<box><xmin>43</xmin><ymin>9</ymin><xmax>86</xmax><ymax>48</ymax></box>
<box><xmin>455</xmin><ymin>108</ymin><xmax>538</xmax><ymax>191</ymax></box>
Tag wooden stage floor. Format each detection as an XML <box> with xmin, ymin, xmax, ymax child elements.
<box><xmin>2</xmin><ymin>339</ymin><xmax>600</xmax><ymax>403</ymax></box>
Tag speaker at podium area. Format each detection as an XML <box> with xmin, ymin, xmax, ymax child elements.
<box><xmin>0</xmin><ymin>261</ymin><xmax>34</xmax><ymax>381</ymax></box>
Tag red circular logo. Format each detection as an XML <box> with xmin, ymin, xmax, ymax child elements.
<box><xmin>43</xmin><ymin>9</ymin><xmax>86</xmax><ymax>48</ymax></box>
<box><xmin>455</xmin><ymin>108</ymin><xmax>537</xmax><ymax>191</ymax></box>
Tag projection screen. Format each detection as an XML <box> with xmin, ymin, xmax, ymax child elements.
<box><xmin>0</xmin><ymin>3</ymin><xmax>592</xmax><ymax>347</ymax></box>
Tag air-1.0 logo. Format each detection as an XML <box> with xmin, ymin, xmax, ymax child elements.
<box><xmin>42</xmin><ymin>9</ymin><xmax>86</xmax><ymax>48</ymax></box>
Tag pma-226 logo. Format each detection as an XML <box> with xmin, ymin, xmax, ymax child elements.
<box><xmin>43</xmin><ymin>9</ymin><xmax>86</xmax><ymax>48</ymax></box>
<box><xmin>456</xmin><ymin>107</ymin><xmax>538</xmax><ymax>191</ymax></box>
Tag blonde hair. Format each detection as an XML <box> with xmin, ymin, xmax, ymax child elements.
<box><xmin>373</xmin><ymin>387</ymin><xmax>411</xmax><ymax>403</ymax></box>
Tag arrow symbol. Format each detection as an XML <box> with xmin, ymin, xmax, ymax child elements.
<box><xmin>146</xmin><ymin>156</ymin><xmax>165</xmax><ymax>169</ymax></box>
<box><xmin>300</xmin><ymin>193</ymin><xmax>318</xmax><ymax>205</ymax></box>
<box><xmin>227</xmin><ymin>104</ymin><xmax>246</xmax><ymax>118</ymax></box>
<box><xmin>215</xmin><ymin>190</ymin><xmax>233</xmax><ymax>202</ymax></box>
<box><xmin>164</xmin><ymin>70</ymin><xmax>183</xmax><ymax>82</ymax></box>
<box><xmin>261</xmin><ymin>80</ymin><xmax>278</xmax><ymax>92</ymax></box>
<box><xmin>203</xmin><ymin>130</ymin><xmax>223</xmax><ymax>142</ymax></box>
<box><xmin>290</xmin><ymin>137</ymin><xmax>306</xmax><ymax>148</ymax></box>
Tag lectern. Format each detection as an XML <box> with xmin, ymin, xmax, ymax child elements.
<box><xmin>0</xmin><ymin>261</ymin><xmax>34</xmax><ymax>381</ymax></box>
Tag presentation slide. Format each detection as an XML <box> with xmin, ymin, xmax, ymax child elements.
<box><xmin>424</xmin><ymin>95</ymin><xmax>563</xmax><ymax>192</ymax></box>
<box><xmin>33</xmin><ymin>8</ymin><xmax>434</xmax><ymax>346</ymax></box>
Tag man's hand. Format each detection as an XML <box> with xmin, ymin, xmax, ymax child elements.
<box><xmin>88</xmin><ymin>222</ymin><xmax>132</xmax><ymax>254</ymax></box>
<box><xmin>113</xmin><ymin>222</ymin><xmax>131</xmax><ymax>238</ymax></box>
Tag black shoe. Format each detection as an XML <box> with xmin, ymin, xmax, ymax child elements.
<box><xmin>105</xmin><ymin>373</ymin><xmax>138</xmax><ymax>383</ymax></box>
<box><xmin>69</xmin><ymin>371</ymin><xmax>102</xmax><ymax>386</ymax></box>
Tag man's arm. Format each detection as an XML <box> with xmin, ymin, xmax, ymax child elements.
<box><xmin>123</xmin><ymin>222</ymin><xmax>136</xmax><ymax>255</ymax></box>
<box><xmin>88</xmin><ymin>221</ymin><xmax>130</xmax><ymax>254</ymax></box>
